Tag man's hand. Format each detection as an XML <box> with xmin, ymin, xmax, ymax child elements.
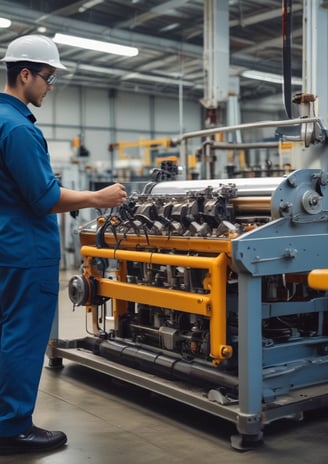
<box><xmin>94</xmin><ymin>183</ymin><xmax>127</xmax><ymax>208</ymax></box>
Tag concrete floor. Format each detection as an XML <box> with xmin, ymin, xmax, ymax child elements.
<box><xmin>2</xmin><ymin>270</ymin><xmax>328</xmax><ymax>463</ymax></box>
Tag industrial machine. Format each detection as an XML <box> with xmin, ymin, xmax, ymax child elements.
<box><xmin>48</xmin><ymin>114</ymin><xmax>328</xmax><ymax>450</ymax></box>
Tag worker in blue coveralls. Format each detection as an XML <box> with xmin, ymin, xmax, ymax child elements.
<box><xmin>0</xmin><ymin>35</ymin><xmax>127</xmax><ymax>455</ymax></box>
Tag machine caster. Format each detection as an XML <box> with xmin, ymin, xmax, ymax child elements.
<box><xmin>230</xmin><ymin>432</ymin><xmax>263</xmax><ymax>451</ymax></box>
<box><xmin>47</xmin><ymin>357</ymin><xmax>64</xmax><ymax>369</ymax></box>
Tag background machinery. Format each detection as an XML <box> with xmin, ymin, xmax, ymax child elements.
<box><xmin>48</xmin><ymin>110</ymin><xmax>328</xmax><ymax>450</ymax></box>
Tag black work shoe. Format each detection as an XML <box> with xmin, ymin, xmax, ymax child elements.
<box><xmin>0</xmin><ymin>425</ymin><xmax>67</xmax><ymax>455</ymax></box>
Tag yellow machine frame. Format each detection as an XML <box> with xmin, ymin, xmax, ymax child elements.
<box><xmin>80</xmin><ymin>234</ymin><xmax>233</xmax><ymax>365</ymax></box>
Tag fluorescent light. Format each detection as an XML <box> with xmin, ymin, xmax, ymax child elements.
<box><xmin>242</xmin><ymin>70</ymin><xmax>302</xmax><ymax>86</ymax></box>
<box><xmin>0</xmin><ymin>17</ymin><xmax>11</xmax><ymax>28</ymax></box>
<box><xmin>53</xmin><ymin>33</ymin><xmax>139</xmax><ymax>57</ymax></box>
<box><xmin>73</xmin><ymin>63</ymin><xmax>125</xmax><ymax>76</ymax></box>
<box><xmin>78</xmin><ymin>0</ymin><xmax>104</xmax><ymax>13</ymax></box>
<box><xmin>160</xmin><ymin>23</ymin><xmax>180</xmax><ymax>32</ymax></box>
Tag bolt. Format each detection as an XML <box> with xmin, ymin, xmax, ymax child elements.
<box><xmin>287</xmin><ymin>174</ymin><xmax>297</xmax><ymax>187</ymax></box>
<box><xmin>309</xmin><ymin>195</ymin><xmax>318</xmax><ymax>206</ymax></box>
<box><xmin>280</xmin><ymin>201</ymin><xmax>291</xmax><ymax>212</ymax></box>
<box><xmin>320</xmin><ymin>172</ymin><xmax>328</xmax><ymax>186</ymax></box>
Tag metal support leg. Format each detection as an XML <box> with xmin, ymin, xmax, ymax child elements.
<box><xmin>231</xmin><ymin>272</ymin><xmax>263</xmax><ymax>450</ymax></box>
<box><xmin>47</xmin><ymin>304</ymin><xmax>63</xmax><ymax>369</ymax></box>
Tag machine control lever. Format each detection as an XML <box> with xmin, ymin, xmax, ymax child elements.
<box><xmin>251</xmin><ymin>247</ymin><xmax>297</xmax><ymax>264</ymax></box>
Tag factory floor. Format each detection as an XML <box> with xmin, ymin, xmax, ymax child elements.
<box><xmin>2</xmin><ymin>270</ymin><xmax>328</xmax><ymax>464</ymax></box>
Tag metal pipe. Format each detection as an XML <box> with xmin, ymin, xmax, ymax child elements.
<box><xmin>81</xmin><ymin>245</ymin><xmax>218</xmax><ymax>268</ymax></box>
<box><xmin>209</xmin><ymin>252</ymin><xmax>232</xmax><ymax>362</ymax></box>
<box><xmin>97</xmin><ymin>278</ymin><xmax>211</xmax><ymax>316</ymax></box>
<box><xmin>177</xmin><ymin>116</ymin><xmax>326</xmax><ymax>143</ymax></box>
<box><xmin>212</xmin><ymin>141</ymin><xmax>279</xmax><ymax>150</ymax></box>
<box><xmin>83</xmin><ymin>338</ymin><xmax>240</xmax><ymax>389</ymax></box>
<box><xmin>129</xmin><ymin>323</ymin><xmax>160</xmax><ymax>335</ymax></box>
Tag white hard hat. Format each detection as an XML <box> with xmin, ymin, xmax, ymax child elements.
<box><xmin>1</xmin><ymin>34</ymin><xmax>67</xmax><ymax>70</ymax></box>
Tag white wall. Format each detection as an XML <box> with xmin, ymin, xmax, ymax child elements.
<box><xmin>0</xmin><ymin>67</ymin><xmax>287</xmax><ymax>171</ymax></box>
<box><xmin>31</xmin><ymin>83</ymin><xmax>203</xmax><ymax>164</ymax></box>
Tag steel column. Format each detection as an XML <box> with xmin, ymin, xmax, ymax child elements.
<box><xmin>237</xmin><ymin>273</ymin><xmax>263</xmax><ymax>434</ymax></box>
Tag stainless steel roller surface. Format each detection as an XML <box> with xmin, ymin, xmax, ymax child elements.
<box><xmin>149</xmin><ymin>177</ymin><xmax>284</xmax><ymax>197</ymax></box>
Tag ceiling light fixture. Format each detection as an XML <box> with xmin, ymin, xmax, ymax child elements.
<box><xmin>53</xmin><ymin>33</ymin><xmax>139</xmax><ymax>57</ymax></box>
<box><xmin>160</xmin><ymin>23</ymin><xmax>180</xmax><ymax>32</ymax></box>
<box><xmin>78</xmin><ymin>0</ymin><xmax>104</xmax><ymax>13</ymax></box>
<box><xmin>0</xmin><ymin>17</ymin><xmax>11</xmax><ymax>28</ymax></box>
<box><xmin>242</xmin><ymin>70</ymin><xmax>302</xmax><ymax>86</ymax></box>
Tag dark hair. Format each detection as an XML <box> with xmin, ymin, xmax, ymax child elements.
<box><xmin>6</xmin><ymin>61</ymin><xmax>43</xmax><ymax>86</ymax></box>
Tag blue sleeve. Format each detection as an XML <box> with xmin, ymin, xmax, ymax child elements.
<box><xmin>3</xmin><ymin>124</ymin><xmax>61</xmax><ymax>216</ymax></box>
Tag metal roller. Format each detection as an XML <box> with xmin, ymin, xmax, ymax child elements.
<box><xmin>149</xmin><ymin>177</ymin><xmax>284</xmax><ymax>197</ymax></box>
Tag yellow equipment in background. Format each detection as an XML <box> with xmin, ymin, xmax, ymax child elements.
<box><xmin>108</xmin><ymin>137</ymin><xmax>196</xmax><ymax>180</ymax></box>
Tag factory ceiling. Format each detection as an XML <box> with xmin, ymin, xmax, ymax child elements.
<box><xmin>0</xmin><ymin>0</ymin><xmax>303</xmax><ymax>103</ymax></box>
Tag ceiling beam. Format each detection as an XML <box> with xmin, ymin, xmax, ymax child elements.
<box><xmin>230</xmin><ymin>4</ymin><xmax>302</xmax><ymax>28</ymax></box>
<box><xmin>0</xmin><ymin>0</ymin><xmax>202</xmax><ymax>58</ymax></box>
<box><xmin>116</xmin><ymin>0</ymin><xmax>191</xmax><ymax>29</ymax></box>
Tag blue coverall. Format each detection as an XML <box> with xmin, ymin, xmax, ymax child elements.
<box><xmin>0</xmin><ymin>93</ymin><xmax>61</xmax><ymax>436</ymax></box>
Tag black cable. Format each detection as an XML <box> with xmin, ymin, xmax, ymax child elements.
<box><xmin>282</xmin><ymin>0</ymin><xmax>293</xmax><ymax>119</ymax></box>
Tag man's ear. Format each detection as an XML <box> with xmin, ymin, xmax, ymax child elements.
<box><xmin>19</xmin><ymin>68</ymin><xmax>30</xmax><ymax>84</ymax></box>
